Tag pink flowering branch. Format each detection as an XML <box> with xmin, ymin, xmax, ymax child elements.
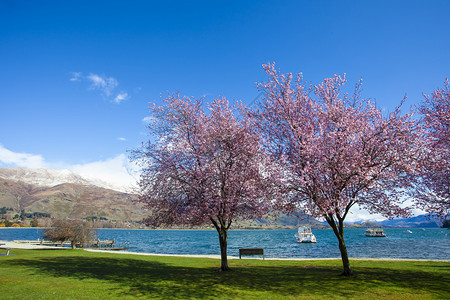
<box><xmin>133</xmin><ymin>94</ymin><xmax>277</xmax><ymax>271</ymax></box>
<box><xmin>253</xmin><ymin>63</ymin><xmax>423</xmax><ymax>276</ymax></box>
<box><xmin>414</xmin><ymin>80</ymin><xmax>450</xmax><ymax>217</ymax></box>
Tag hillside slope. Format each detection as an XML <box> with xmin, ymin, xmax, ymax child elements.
<box><xmin>0</xmin><ymin>177</ymin><xmax>146</xmax><ymax>224</ymax></box>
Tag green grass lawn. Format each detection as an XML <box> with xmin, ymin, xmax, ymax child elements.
<box><xmin>0</xmin><ymin>249</ymin><xmax>448</xmax><ymax>299</ymax></box>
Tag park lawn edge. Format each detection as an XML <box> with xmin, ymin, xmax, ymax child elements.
<box><xmin>0</xmin><ymin>249</ymin><xmax>448</xmax><ymax>299</ymax></box>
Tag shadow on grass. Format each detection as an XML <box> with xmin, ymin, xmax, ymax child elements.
<box><xmin>4</xmin><ymin>253</ymin><xmax>449</xmax><ymax>298</ymax></box>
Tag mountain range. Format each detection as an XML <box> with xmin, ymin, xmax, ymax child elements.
<box><xmin>379</xmin><ymin>214</ymin><xmax>443</xmax><ymax>228</ymax></box>
<box><xmin>342</xmin><ymin>215</ymin><xmax>445</xmax><ymax>228</ymax></box>
<box><xmin>0</xmin><ymin>167</ymin><xmax>146</xmax><ymax>226</ymax></box>
<box><xmin>0</xmin><ymin>167</ymin><xmax>132</xmax><ymax>192</ymax></box>
<box><xmin>2</xmin><ymin>167</ymin><xmax>442</xmax><ymax>228</ymax></box>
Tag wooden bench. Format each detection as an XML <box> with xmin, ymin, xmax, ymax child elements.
<box><xmin>0</xmin><ymin>247</ymin><xmax>12</xmax><ymax>256</ymax></box>
<box><xmin>239</xmin><ymin>248</ymin><xmax>264</xmax><ymax>259</ymax></box>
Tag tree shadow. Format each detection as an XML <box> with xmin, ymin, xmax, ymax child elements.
<box><xmin>346</xmin><ymin>265</ymin><xmax>449</xmax><ymax>297</ymax></box>
<box><xmin>224</xmin><ymin>262</ymin><xmax>449</xmax><ymax>298</ymax></box>
<box><xmin>6</xmin><ymin>254</ymin><xmax>224</xmax><ymax>298</ymax></box>
<box><xmin>4</xmin><ymin>254</ymin><xmax>449</xmax><ymax>298</ymax></box>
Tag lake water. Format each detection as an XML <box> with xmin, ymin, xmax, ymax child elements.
<box><xmin>1</xmin><ymin>228</ymin><xmax>449</xmax><ymax>260</ymax></box>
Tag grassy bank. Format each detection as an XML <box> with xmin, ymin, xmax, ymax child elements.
<box><xmin>0</xmin><ymin>249</ymin><xmax>448</xmax><ymax>299</ymax></box>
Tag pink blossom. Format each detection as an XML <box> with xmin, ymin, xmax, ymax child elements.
<box><xmin>133</xmin><ymin>94</ymin><xmax>276</xmax><ymax>271</ymax></box>
<box><xmin>253</xmin><ymin>63</ymin><xmax>423</xmax><ymax>275</ymax></box>
<box><xmin>414</xmin><ymin>79</ymin><xmax>450</xmax><ymax>217</ymax></box>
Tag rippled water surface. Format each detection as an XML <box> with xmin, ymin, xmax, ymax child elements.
<box><xmin>1</xmin><ymin>227</ymin><xmax>449</xmax><ymax>260</ymax></box>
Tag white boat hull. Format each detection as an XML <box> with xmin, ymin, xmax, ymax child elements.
<box><xmin>295</xmin><ymin>226</ymin><xmax>317</xmax><ymax>243</ymax></box>
<box><xmin>365</xmin><ymin>229</ymin><xmax>386</xmax><ymax>237</ymax></box>
<box><xmin>296</xmin><ymin>236</ymin><xmax>317</xmax><ymax>243</ymax></box>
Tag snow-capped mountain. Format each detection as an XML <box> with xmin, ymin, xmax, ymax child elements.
<box><xmin>0</xmin><ymin>167</ymin><xmax>134</xmax><ymax>192</ymax></box>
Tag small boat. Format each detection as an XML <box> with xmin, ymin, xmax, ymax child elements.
<box><xmin>406</xmin><ymin>230</ymin><xmax>413</xmax><ymax>234</ymax></box>
<box><xmin>295</xmin><ymin>226</ymin><xmax>317</xmax><ymax>243</ymax></box>
<box><xmin>365</xmin><ymin>228</ymin><xmax>386</xmax><ymax>237</ymax></box>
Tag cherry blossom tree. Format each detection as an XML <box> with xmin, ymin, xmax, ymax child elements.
<box><xmin>253</xmin><ymin>63</ymin><xmax>422</xmax><ymax>276</ymax></box>
<box><xmin>133</xmin><ymin>94</ymin><xmax>274</xmax><ymax>271</ymax></box>
<box><xmin>414</xmin><ymin>80</ymin><xmax>450</xmax><ymax>217</ymax></box>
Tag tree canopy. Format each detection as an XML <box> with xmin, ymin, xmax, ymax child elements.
<box><xmin>133</xmin><ymin>95</ymin><xmax>276</xmax><ymax>271</ymax></box>
<box><xmin>133</xmin><ymin>63</ymin><xmax>445</xmax><ymax>276</ymax></box>
<box><xmin>43</xmin><ymin>219</ymin><xmax>97</xmax><ymax>249</ymax></box>
<box><xmin>253</xmin><ymin>63</ymin><xmax>423</xmax><ymax>275</ymax></box>
<box><xmin>414</xmin><ymin>79</ymin><xmax>450</xmax><ymax>217</ymax></box>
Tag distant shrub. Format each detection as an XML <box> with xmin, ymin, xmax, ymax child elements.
<box><xmin>22</xmin><ymin>212</ymin><xmax>51</xmax><ymax>219</ymax></box>
<box><xmin>43</xmin><ymin>219</ymin><xmax>97</xmax><ymax>249</ymax></box>
<box><xmin>0</xmin><ymin>207</ymin><xmax>13</xmax><ymax>214</ymax></box>
<box><xmin>30</xmin><ymin>219</ymin><xmax>39</xmax><ymax>227</ymax></box>
<box><xmin>2</xmin><ymin>220</ymin><xmax>13</xmax><ymax>227</ymax></box>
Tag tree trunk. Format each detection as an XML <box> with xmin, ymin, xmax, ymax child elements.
<box><xmin>217</xmin><ymin>227</ymin><xmax>229</xmax><ymax>271</ymax></box>
<box><xmin>326</xmin><ymin>216</ymin><xmax>353</xmax><ymax>276</ymax></box>
<box><xmin>337</xmin><ymin>234</ymin><xmax>352</xmax><ymax>276</ymax></box>
<box><xmin>210</xmin><ymin>217</ymin><xmax>230</xmax><ymax>271</ymax></box>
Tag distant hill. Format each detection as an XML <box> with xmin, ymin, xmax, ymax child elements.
<box><xmin>236</xmin><ymin>212</ymin><xmax>326</xmax><ymax>229</ymax></box>
<box><xmin>0</xmin><ymin>177</ymin><xmax>146</xmax><ymax>226</ymax></box>
<box><xmin>379</xmin><ymin>215</ymin><xmax>443</xmax><ymax>228</ymax></box>
<box><xmin>339</xmin><ymin>215</ymin><xmax>444</xmax><ymax>228</ymax></box>
<box><xmin>340</xmin><ymin>221</ymin><xmax>383</xmax><ymax>228</ymax></box>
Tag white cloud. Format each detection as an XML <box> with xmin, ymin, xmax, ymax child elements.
<box><xmin>87</xmin><ymin>73</ymin><xmax>118</xmax><ymax>96</ymax></box>
<box><xmin>87</xmin><ymin>73</ymin><xmax>105</xmax><ymax>86</ymax></box>
<box><xmin>343</xmin><ymin>199</ymin><xmax>426</xmax><ymax>223</ymax></box>
<box><xmin>0</xmin><ymin>145</ymin><xmax>47</xmax><ymax>169</ymax></box>
<box><xmin>117</xmin><ymin>137</ymin><xmax>127</xmax><ymax>141</ymax></box>
<box><xmin>70</xmin><ymin>154</ymin><xmax>138</xmax><ymax>192</ymax></box>
<box><xmin>345</xmin><ymin>205</ymin><xmax>386</xmax><ymax>223</ymax></box>
<box><xmin>70</xmin><ymin>72</ymin><xmax>128</xmax><ymax>103</ymax></box>
<box><xmin>142</xmin><ymin>116</ymin><xmax>156</xmax><ymax>124</ymax></box>
<box><xmin>69</xmin><ymin>72</ymin><xmax>82</xmax><ymax>82</ymax></box>
<box><xmin>114</xmin><ymin>91</ymin><xmax>128</xmax><ymax>104</ymax></box>
<box><xmin>0</xmin><ymin>145</ymin><xmax>138</xmax><ymax>192</ymax></box>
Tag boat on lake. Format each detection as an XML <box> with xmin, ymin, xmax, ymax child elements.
<box><xmin>365</xmin><ymin>228</ymin><xmax>386</xmax><ymax>237</ymax></box>
<box><xmin>295</xmin><ymin>226</ymin><xmax>317</xmax><ymax>243</ymax></box>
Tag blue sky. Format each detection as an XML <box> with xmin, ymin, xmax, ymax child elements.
<box><xmin>0</xmin><ymin>1</ymin><xmax>449</xmax><ymax>218</ymax></box>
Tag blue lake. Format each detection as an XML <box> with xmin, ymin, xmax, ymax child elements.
<box><xmin>1</xmin><ymin>227</ymin><xmax>449</xmax><ymax>260</ymax></box>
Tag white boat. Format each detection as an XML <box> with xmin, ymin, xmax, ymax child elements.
<box><xmin>365</xmin><ymin>228</ymin><xmax>386</xmax><ymax>237</ymax></box>
<box><xmin>295</xmin><ymin>226</ymin><xmax>317</xmax><ymax>243</ymax></box>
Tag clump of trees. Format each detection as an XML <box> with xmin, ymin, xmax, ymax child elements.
<box><xmin>29</xmin><ymin>219</ymin><xmax>39</xmax><ymax>227</ymax></box>
<box><xmin>0</xmin><ymin>207</ymin><xmax>13</xmax><ymax>214</ymax></box>
<box><xmin>43</xmin><ymin>219</ymin><xmax>97</xmax><ymax>249</ymax></box>
<box><xmin>135</xmin><ymin>63</ymin><xmax>447</xmax><ymax>276</ymax></box>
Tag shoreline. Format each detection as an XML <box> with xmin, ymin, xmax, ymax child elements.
<box><xmin>0</xmin><ymin>240</ymin><xmax>67</xmax><ymax>250</ymax></box>
<box><xmin>84</xmin><ymin>249</ymin><xmax>450</xmax><ymax>262</ymax></box>
<box><xmin>2</xmin><ymin>240</ymin><xmax>448</xmax><ymax>262</ymax></box>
